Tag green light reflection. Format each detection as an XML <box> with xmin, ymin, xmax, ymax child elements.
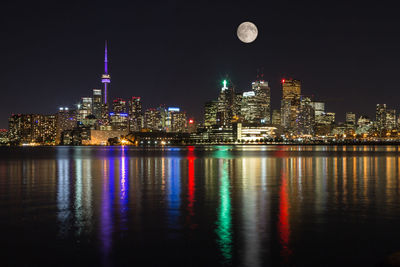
<box><xmin>216</xmin><ymin>159</ymin><xmax>232</xmax><ymax>263</ymax></box>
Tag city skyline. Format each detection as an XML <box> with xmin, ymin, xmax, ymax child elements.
<box><xmin>3</xmin><ymin>1</ymin><xmax>400</xmax><ymax>129</ymax></box>
<box><xmin>2</xmin><ymin>39</ymin><xmax>397</xmax><ymax>131</ymax></box>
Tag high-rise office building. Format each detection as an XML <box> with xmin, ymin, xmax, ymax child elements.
<box><xmin>376</xmin><ymin>104</ymin><xmax>387</xmax><ymax>131</ymax></box>
<box><xmin>157</xmin><ymin>105</ymin><xmax>168</xmax><ymax>131</ymax></box>
<box><xmin>216</xmin><ymin>80</ymin><xmax>235</xmax><ymax>127</ymax></box>
<box><xmin>311</xmin><ymin>101</ymin><xmax>325</xmax><ymax>124</ymax></box>
<box><xmin>77</xmin><ymin>97</ymin><xmax>93</xmax><ymax>122</ymax></box>
<box><xmin>92</xmin><ymin>89</ymin><xmax>102</xmax><ymax>120</ymax></box>
<box><xmin>321</xmin><ymin>112</ymin><xmax>335</xmax><ymax>125</ymax></box>
<box><xmin>112</xmin><ymin>98</ymin><xmax>127</xmax><ymax>113</ymax></box>
<box><xmin>298</xmin><ymin>96</ymin><xmax>315</xmax><ymax>135</ymax></box>
<box><xmin>346</xmin><ymin>112</ymin><xmax>356</xmax><ymax>128</ymax></box>
<box><xmin>241</xmin><ymin>91</ymin><xmax>258</xmax><ymax>123</ymax></box>
<box><xmin>169</xmin><ymin>108</ymin><xmax>187</xmax><ymax>133</ymax></box>
<box><xmin>271</xmin><ymin>109</ymin><xmax>281</xmax><ymax>125</ymax></box>
<box><xmin>251</xmin><ymin>79</ymin><xmax>271</xmax><ymax>124</ymax></box>
<box><xmin>110</xmin><ymin>112</ymin><xmax>129</xmax><ymax>131</ymax></box>
<box><xmin>204</xmin><ymin>101</ymin><xmax>218</xmax><ymax>127</ymax></box>
<box><xmin>56</xmin><ymin>107</ymin><xmax>77</xmax><ymax>144</ymax></box>
<box><xmin>128</xmin><ymin>97</ymin><xmax>142</xmax><ymax>132</ymax></box>
<box><xmin>144</xmin><ymin>108</ymin><xmax>160</xmax><ymax>130</ymax></box>
<box><xmin>386</xmin><ymin>109</ymin><xmax>396</xmax><ymax>130</ymax></box>
<box><xmin>280</xmin><ymin>99</ymin><xmax>291</xmax><ymax>129</ymax></box>
<box><xmin>281</xmin><ymin>79</ymin><xmax>301</xmax><ymax>131</ymax></box>
<box><xmin>240</xmin><ymin>77</ymin><xmax>271</xmax><ymax>124</ymax></box>
<box><xmin>233</xmin><ymin>92</ymin><xmax>243</xmax><ymax>120</ymax></box>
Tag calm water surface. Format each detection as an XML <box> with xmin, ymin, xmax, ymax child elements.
<box><xmin>1</xmin><ymin>145</ymin><xmax>400</xmax><ymax>266</ymax></box>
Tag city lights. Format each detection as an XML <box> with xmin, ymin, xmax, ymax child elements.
<box><xmin>4</xmin><ymin>42</ymin><xmax>400</xmax><ymax>146</ymax></box>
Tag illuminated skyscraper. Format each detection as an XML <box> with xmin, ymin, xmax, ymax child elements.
<box><xmin>157</xmin><ymin>105</ymin><xmax>168</xmax><ymax>131</ymax></box>
<box><xmin>271</xmin><ymin>109</ymin><xmax>281</xmax><ymax>125</ymax></box>
<box><xmin>281</xmin><ymin>79</ymin><xmax>301</xmax><ymax>131</ymax></box>
<box><xmin>128</xmin><ymin>97</ymin><xmax>143</xmax><ymax>132</ymax></box>
<box><xmin>77</xmin><ymin>97</ymin><xmax>93</xmax><ymax>122</ymax></box>
<box><xmin>241</xmin><ymin>91</ymin><xmax>258</xmax><ymax>123</ymax></box>
<box><xmin>311</xmin><ymin>101</ymin><xmax>325</xmax><ymax>124</ymax></box>
<box><xmin>280</xmin><ymin>99</ymin><xmax>291</xmax><ymax>129</ymax></box>
<box><xmin>204</xmin><ymin>101</ymin><xmax>218</xmax><ymax>127</ymax></box>
<box><xmin>144</xmin><ymin>108</ymin><xmax>160</xmax><ymax>130</ymax></box>
<box><xmin>110</xmin><ymin>112</ymin><xmax>129</xmax><ymax>131</ymax></box>
<box><xmin>251</xmin><ymin>78</ymin><xmax>271</xmax><ymax>124</ymax></box>
<box><xmin>56</xmin><ymin>107</ymin><xmax>77</xmax><ymax>144</ymax></box>
<box><xmin>345</xmin><ymin>112</ymin><xmax>356</xmax><ymax>128</ymax></box>
<box><xmin>298</xmin><ymin>96</ymin><xmax>315</xmax><ymax>135</ymax></box>
<box><xmin>376</xmin><ymin>104</ymin><xmax>387</xmax><ymax>131</ymax></box>
<box><xmin>169</xmin><ymin>107</ymin><xmax>187</xmax><ymax>133</ymax></box>
<box><xmin>92</xmin><ymin>89</ymin><xmax>102</xmax><ymax>119</ymax></box>
<box><xmin>386</xmin><ymin>109</ymin><xmax>396</xmax><ymax>130</ymax></box>
<box><xmin>112</xmin><ymin>98</ymin><xmax>127</xmax><ymax>113</ymax></box>
<box><xmin>217</xmin><ymin>80</ymin><xmax>235</xmax><ymax>127</ymax></box>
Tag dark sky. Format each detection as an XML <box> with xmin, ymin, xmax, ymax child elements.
<box><xmin>2</xmin><ymin>0</ymin><xmax>400</xmax><ymax>128</ymax></box>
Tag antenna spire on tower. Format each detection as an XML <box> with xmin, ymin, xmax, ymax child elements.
<box><xmin>104</xmin><ymin>40</ymin><xmax>108</xmax><ymax>74</ymax></box>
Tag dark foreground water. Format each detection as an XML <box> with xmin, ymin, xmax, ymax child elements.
<box><xmin>1</xmin><ymin>146</ymin><xmax>400</xmax><ymax>266</ymax></box>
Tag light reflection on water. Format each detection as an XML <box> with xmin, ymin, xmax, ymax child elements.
<box><xmin>1</xmin><ymin>145</ymin><xmax>400</xmax><ymax>266</ymax></box>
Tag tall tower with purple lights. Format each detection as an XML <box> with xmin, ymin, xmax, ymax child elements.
<box><xmin>99</xmin><ymin>40</ymin><xmax>111</xmax><ymax>125</ymax></box>
<box><xmin>101</xmin><ymin>40</ymin><xmax>111</xmax><ymax>107</ymax></box>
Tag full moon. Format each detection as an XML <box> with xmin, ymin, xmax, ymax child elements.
<box><xmin>237</xmin><ymin>22</ymin><xmax>258</xmax><ymax>43</ymax></box>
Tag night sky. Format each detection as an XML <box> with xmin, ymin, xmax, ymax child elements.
<box><xmin>2</xmin><ymin>1</ymin><xmax>400</xmax><ymax>128</ymax></box>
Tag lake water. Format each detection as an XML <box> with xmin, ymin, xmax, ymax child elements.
<box><xmin>1</xmin><ymin>145</ymin><xmax>400</xmax><ymax>266</ymax></box>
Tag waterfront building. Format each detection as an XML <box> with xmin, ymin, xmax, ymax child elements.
<box><xmin>236</xmin><ymin>123</ymin><xmax>278</xmax><ymax>142</ymax></box>
<box><xmin>0</xmin><ymin>129</ymin><xmax>8</xmax><ymax>145</ymax></box>
<box><xmin>56</xmin><ymin>108</ymin><xmax>77</xmax><ymax>144</ymax></box>
<box><xmin>8</xmin><ymin>114</ymin><xmax>56</xmax><ymax>145</ymax></box>
<box><xmin>81</xmin><ymin>129</ymin><xmax>129</xmax><ymax>145</ymax></box>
